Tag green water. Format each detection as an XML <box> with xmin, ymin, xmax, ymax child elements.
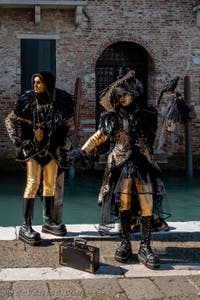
<box><xmin>0</xmin><ymin>169</ymin><xmax>199</xmax><ymax>226</ymax></box>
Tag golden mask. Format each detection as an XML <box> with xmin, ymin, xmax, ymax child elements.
<box><xmin>33</xmin><ymin>76</ymin><xmax>46</xmax><ymax>94</ymax></box>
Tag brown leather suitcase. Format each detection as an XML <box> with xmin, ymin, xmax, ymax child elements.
<box><xmin>59</xmin><ymin>238</ymin><xmax>100</xmax><ymax>273</ymax></box>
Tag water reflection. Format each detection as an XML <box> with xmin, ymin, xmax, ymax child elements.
<box><xmin>0</xmin><ymin>170</ymin><xmax>199</xmax><ymax>226</ymax></box>
<box><xmin>162</xmin><ymin>171</ymin><xmax>200</xmax><ymax>221</ymax></box>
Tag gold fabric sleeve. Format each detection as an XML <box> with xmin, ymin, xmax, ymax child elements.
<box><xmin>81</xmin><ymin>130</ymin><xmax>109</xmax><ymax>153</ymax></box>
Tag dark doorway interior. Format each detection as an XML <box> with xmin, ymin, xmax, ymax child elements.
<box><xmin>95</xmin><ymin>41</ymin><xmax>148</xmax><ymax>125</ymax></box>
<box><xmin>21</xmin><ymin>39</ymin><xmax>56</xmax><ymax>93</ymax></box>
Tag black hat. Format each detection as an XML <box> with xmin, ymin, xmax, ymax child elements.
<box><xmin>99</xmin><ymin>70</ymin><xmax>143</xmax><ymax>112</ymax></box>
<box><xmin>32</xmin><ymin>71</ymin><xmax>55</xmax><ymax>90</ymax></box>
<box><xmin>32</xmin><ymin>71</ymin><xmax>55</xmax><ymax>103</ymax></box>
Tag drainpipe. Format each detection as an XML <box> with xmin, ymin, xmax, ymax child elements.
<box><xmin>184</xmin><ymin>75</ymin><xmax>193</xmax><ymax>178</ymax></box>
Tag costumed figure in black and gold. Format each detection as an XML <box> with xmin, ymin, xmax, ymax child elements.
<box><xmin>154</xmin><ymin>76</ymin><xmax>190</xmax><ymax>152</ymax></box>
<box><xmin>5</xmin><ymin>71</ymin><xmax>74</xmax><ymax>245</ymax></box>
<box><xmin>76</xmin><ymin>69</ymin><xmax>166</xmax><ymax>269</ymax></box>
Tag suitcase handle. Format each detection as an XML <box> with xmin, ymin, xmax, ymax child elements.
<box><xmin>73</xmin><ymin>238</ymin><xmax>87</xmax><ymax>249</ymax></box>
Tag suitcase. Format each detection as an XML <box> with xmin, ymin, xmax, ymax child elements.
<box><xmin>59</xmin><ymin>238</ymin><xmax>100</xmax><ymax>273</ymax></box>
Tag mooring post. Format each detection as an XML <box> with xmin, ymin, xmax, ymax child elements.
<box><xmin>184</xmin><ymin>75</ymin><xmax>193</xmax><ymax>178</ymax></box>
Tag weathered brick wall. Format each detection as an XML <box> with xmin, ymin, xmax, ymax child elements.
<box><xmin>0</xmin><ymin>0</ymin><xmax>199</xmax><ymax>161</ymax></box>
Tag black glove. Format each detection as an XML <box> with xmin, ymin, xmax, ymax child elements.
<box><xmin>13</xmin><ymin>139</ymin><xmax>24</xmax><ymax>159</ymax></box>
<box><xmin>22</xmin><ymin>140</ymin><xmax>38</xmax><ymax>159</ymax></box>
<box><xmin>68</xmin><ymin>149</ymin><xmax>91</xmax><ymax>170</ymax></box>
<box><xmin>15</xmin><ymin>140</ymin><xmax>37</xmax><ymax>160</ymax></box>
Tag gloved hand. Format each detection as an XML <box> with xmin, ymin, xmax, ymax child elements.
<box><xmin>21</xmin><ymin>140</ymin><xmax>37</xmax><ymax>159</ymax></box>
<box><xmin>68</xmin><ymin>148</ymin><xmax>92</xmax><ymax>170</ymax></box>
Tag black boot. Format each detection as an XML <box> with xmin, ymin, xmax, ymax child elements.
<box><xmin>114</xmin><ymin>210</ymin><xmax>132</xmax><ymax>263</ymax></box>
<box><xmin>19</xmin><ymin>198</ymin><xmax>41</xmax><ymax>246</ymax></box>
<box><xmin>42</xmin><ymin>196</ymin><xmax>66</xmax><ymax>236</ymax></box>
<box><xmin>137</xmin><ymin>216</ymin><xmax>160</xmax><ymax>269</ymax></box>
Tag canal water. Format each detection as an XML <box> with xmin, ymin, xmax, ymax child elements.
<box><xmin>0</xmin><ymin>168</ymin><xmax>199</xmax><ymax>226</ymax></box>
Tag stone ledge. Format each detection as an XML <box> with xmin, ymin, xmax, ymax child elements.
<box><xmin>0</xmin><ymin>0</ymin><xmax>87</xmax><ymax>8</ymax></box>
<box><xmin>1</xmin><ymin>222</ymin><xmax>200</xmax><ymax>241</ymax></box>
<box><xmin>0</xmin><ymin>263</ymin><xmax>200</xmax><ymax>281</ymax></box>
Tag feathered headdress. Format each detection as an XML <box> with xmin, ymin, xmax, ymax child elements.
<box><xmin>99</xmin><ymin>70</ymin><xmax>136</xmax><ymax>112</ymax></box>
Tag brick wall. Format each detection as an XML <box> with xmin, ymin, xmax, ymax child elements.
<box><xmin>0</xmin><ymin>0</ymin><xmax>199</xmax><ymax>161</ymax></box>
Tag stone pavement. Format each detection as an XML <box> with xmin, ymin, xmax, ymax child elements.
<box><xmin>0</xmin><ymin>222</ymin><xmax>200</xmax><ymax>300</ymax></box>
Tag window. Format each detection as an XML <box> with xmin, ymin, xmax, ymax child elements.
<box><xmin>21</xmin><ymin>39</ymin><xmax>56</xmax><ymax>92</ymax></box>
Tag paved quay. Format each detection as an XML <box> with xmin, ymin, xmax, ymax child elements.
<box><xmin>0</xmin><ymin>222</ymin><xmax>200</xmax><ymax>300</ymax></box>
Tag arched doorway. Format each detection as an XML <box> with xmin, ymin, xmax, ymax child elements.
<box><xmin>95</xmin><ymin>41</ymin><xmax>149</xmax><ymax>124</ymax></box>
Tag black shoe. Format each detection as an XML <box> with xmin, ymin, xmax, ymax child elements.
<box><xmin>19</xmin><ymin>224</ymin><xmax>41</xmax><ymax>246</ymax></box>
<box><xmin>42</xmin><ymin>196</ymin><xmax>67</xmax><ymax>236</ymax></box>
<box><xmin>152</xmin><ymin>216</ymin><xmax>169</xmax><ymax>232</ymax></box>
<box><xmin>137</xmin><ymin>244</ymin><xmax>160</xmax><ymax>269</ymax></box>
<box><xmin>19</xmin><ymin>198</ymin><xmax>41</xmax><ymax>246</ymax></box>
<box><xmin>114</xmin><ymin>239</ymin><xmax>132</xmax><ymax>263</ymax></box>
<box><xmin>42</xmin><ymin>222</ymin><xmax>66</xmax><ymax>236</ymax></box>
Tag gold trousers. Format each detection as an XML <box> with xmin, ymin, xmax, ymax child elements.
<box><xmin>23</xmin><ymin>158</ymin><xmax>58</xmax><ymax>198</ymax></box>
<box><xmin>119</xmin><ymin>177</ymin><xmax>153</xmax><ymax>216</ymax></box>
